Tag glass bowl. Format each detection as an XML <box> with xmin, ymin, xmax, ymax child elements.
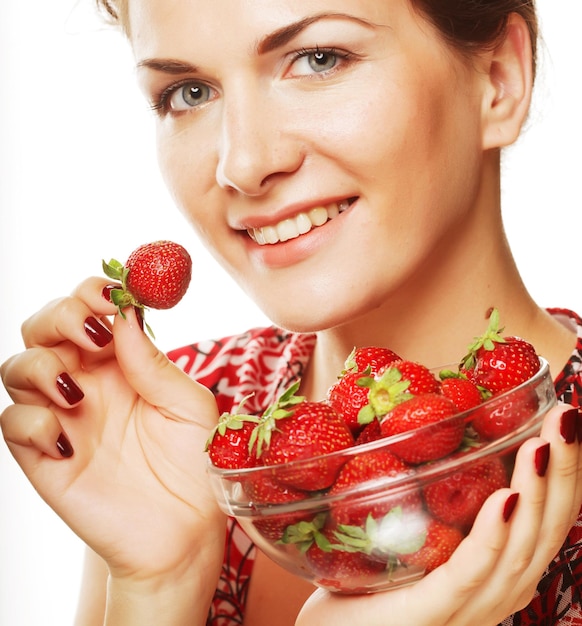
<box><xmin>207</xmin><ymin>359</ymin><xmax>556</xmax><ymax>594</ymax></box>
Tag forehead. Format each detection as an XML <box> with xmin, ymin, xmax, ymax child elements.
<box><xmin>128</xmin><ymin>0</ymin><xmax>413</xmax><ymax>58</ymax></box>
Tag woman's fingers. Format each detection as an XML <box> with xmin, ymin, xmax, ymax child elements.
<box><xmin>1</xmin><ymin>402</ymin><xmax>72</xmax><ymax>461</ymax></box>
<box><xmin>1</xmin><ymin>347</ymin><xmax>85</xmax><ymax>408</ymax></box>
<box><xmin>448</xmin><ymin>403</ymin><xmax>582</xmax><ymax>623</ymax></box>
<box><xmin>297</xmin><ymin>404</ymin><xmax>582</xmax><ymax>626</ymax></box>
<box><xmin>22</xmin><ymin>277</ymin><xmax>117</xmax><ymax>353</ymax></box>
<box><xmin>111</xmin><ymin>307</ymin><xmax>220</xmax><ymax>431</ymax></box>
<box><xmin>296</xmin><ymin>490</ymin><xmax>517</xmax><ymax>626</ymax></box>
<box><xmin>410</xmin><ymin>488</ymin><xmax>518</xmax><ymax>626</ymax></box>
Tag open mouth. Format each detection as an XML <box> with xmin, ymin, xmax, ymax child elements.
<box><xmin>247</xmin><ymin>197</ymin><xmax>357</xmax><ymax>246</ymax></box>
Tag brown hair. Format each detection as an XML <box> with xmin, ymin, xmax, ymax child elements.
<box><xmin>411</xmin><ymin>0</ymin><xmax>538</xmax><ymax>77</ymax></box>
<box><xmin>95</xmin><ymin>0</ymin><xmax>538</xmax><ymax>75</ymax></box>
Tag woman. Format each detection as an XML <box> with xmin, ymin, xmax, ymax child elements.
<box><xmin>1</xmin><ymin>1</ymin><xmax>581</xmax><ymax>624</ymax></box>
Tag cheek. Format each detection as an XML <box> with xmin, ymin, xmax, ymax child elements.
<box><xmin>155</xmin><ymin>126</ymin><xmax>218</xmax><ymax>226</ymax></box>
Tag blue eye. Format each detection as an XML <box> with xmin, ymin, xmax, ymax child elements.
<box><xmin>307</xmin><ymin>49</ymin><xmax>338</xmax><ymax>72</ymax></box>
<box><xmin>168</xmin><ymin>82</ymin><xmax>213</xmax><ymax>111</ymax></box>
<box><xmin>289</xmin><ymin>47</ymin><xmax>354</xmax><ymax>78</ymax></box>
<box><xmin>151</xmin><ymin>80</ymin><xmax>215</xmax><ymax>115</ymax></box>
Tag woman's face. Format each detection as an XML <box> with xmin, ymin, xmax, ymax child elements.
<box><xmin>131</xmin><ymin>0</ymin><xmax>490</xmax><ymax>332</ymax></box>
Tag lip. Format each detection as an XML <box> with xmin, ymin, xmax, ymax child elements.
<box><xmin>242</xmin><ymin>197</ymin><xmax>358</xmax><ymax>269</ymax></box>
<box><xmin>234</xmin><ymin>196</ymin><xmax>357</xmax><ymax>231</ymax></box>
<box><xmin>240</xmin><ymin>196</ymin><xmax>357</xmax><ymax>245</ymax></box>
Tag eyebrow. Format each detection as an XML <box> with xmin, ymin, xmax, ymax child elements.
<box><xmin>136</xmin><ymin>12</ymin><xmax>377</xmax><ymax>74</ymax></box>
<box><xmin>256</xmin><ymin>12</ymin><xmax>377</xmax><ymax>55</ymax></box>
<box><xmin>136</xmin><ymin>58</ymin><xmax>199</xmax><ymax>74</ymax></box>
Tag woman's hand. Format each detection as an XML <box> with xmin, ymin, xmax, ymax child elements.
<box><xmin>296</xmin><ymin>403</ymin><xmax>582</xmax><ymax>626</ymax></box>
<box><xmin>0</xmin><ymin>277</ymin><xmax>226</xmax><ymax>617</ymax></box>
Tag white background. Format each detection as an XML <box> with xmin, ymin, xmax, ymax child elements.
<box><xmin>0</xmin><ymin>2</ymin><xmax>580</xmax><ymax>624</ymax></box>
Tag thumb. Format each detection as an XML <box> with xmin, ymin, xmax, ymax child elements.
<box><xmin>112</xmin><ymin>308</ymin><xmax>219</xmax><ymax>429</ymax></box>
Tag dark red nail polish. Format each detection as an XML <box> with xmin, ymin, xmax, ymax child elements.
<box><xmin>102</xmin><ymin>284</ymin><xmax>119</xmax><ymax>303</ymax></box>
<box><xmin>84</xmin><ymin>316</ymin><xmax>113</xmax><ymax>347</ymax></box>
<box><xmin>560</xmin><ymin>408</ymin><xmax>578</xmax><ymax>444</ymax></box>
<box><xmin>56</xmin><ymin>433</ymin><xmax>74</xmax><ymax>458</ymax></box>
<box><xmin>576</xmin><ymin>408</ymin><xmax>582</xmax><ymax>443</ymax></box>
<box><xmin>503</xmin><ymin>492</ymin><xmax>520</xmax><ymax>522</ymax></box>
<box><xmin>534</xmin><ymin>442</ymin><xmax>550</xmax><ymax>477</ymax></box>
<box><xmin>56</xmin><ymin>372</ymin><xmax>84</xmax><ymax>405</ymax></box>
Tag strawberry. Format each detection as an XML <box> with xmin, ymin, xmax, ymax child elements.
<box><xmin>423</xmin><ymin>455</ymin><xmax>508</xmax><ymax>530</ymax></box>
<box><xmin>460</xmin><ymin>308</ymin><xmax>540</xmax><ymax>395</ymax></box>
<box><xmin>399</xmin><ymin>518</ymin><xmax>464</xmax><ymax>573</ymax></box>
<box><xmin>357</xmin><ymin>360</ymin><xmax>441</xmax><ymax>426</ymax></box>
<box><xmin>385</xmin><ymin>360</ymin><xmax>442</xmax><ymax>396</ymax></box>
<box><xmin>439</xmin><ymin>373</ymin><xmax>486</xmax><ymax>413</ymax></box>
<box><xmin>252</xmin><ymin>382</ymin><xmax>355</xmax><ymax>491</ymax></box>
<box><xmin>345</xmin><ymin>346</ymin><xmax>402</xmax><ymax>375</ymax></box>
<box><xmin>379</xmin><ymin>394</ymin><xmax>464</xmax><ymax>464</ymax></box>
<box><xmin>354</xmin><ymin>419</ymin><xmax>383</xmax><ymax>445</ymax></box>
<box><xmin>470</xmin><ymin>385</ymin><xmax>540</xmax><ymax>440</ymax></box>
<box><xmin>328</xmin><ymin>450</ymin><xmax>420</xmax><ymax>527</ymax></box>
<box><xmin>205</xmin><ymin>408</ymin><xmax>260</xmax><ymax>470</ymax></box>
<box><xmin>327</xmin><ymin>370</ymin><xmax>374</xmax><ymax>437</ymax></box>
<box><xmin>245</xmin><ymin>475</ymin><xmax>311</xmax><ymax>541</ymax></box>
<box><xmin>103</xmin><ymin>240</ymin><xmax>192</xmax><ymax>335</ymax></box>
<box><xmin>327</xmin><ymin>347</ymin><xmax>402</xmax><ymax>436</ymax></box>
<box><xmin>282</xmin><ymin>516</ymin><xmax>387</xmax><ymax>592</ymax></box>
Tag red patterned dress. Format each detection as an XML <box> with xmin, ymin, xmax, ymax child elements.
<box><xmin>167</xmin><ymin>308</ymin><xmax>582</xmax><ymax>625</ymax></box>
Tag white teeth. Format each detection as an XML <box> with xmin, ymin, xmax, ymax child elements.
<box><xmin>296</xmin><ymin>212</ymin><xmax>312</xmax><ymax>235</ymax></box>
<box><xmin>249</xmin><ymin>199</ymin><xmax>353</xmax><ymax>246</ymax></box>
<box><xmin>276</xmin><ymin>218</ymin><xmax>298</xmax><ymax>243</ymax></box>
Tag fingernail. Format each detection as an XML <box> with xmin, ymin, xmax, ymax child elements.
<box><xmin>576</xmin><ymin>408</ymin><xmax>582</xmax><ymax>443</ymax></box>
<box><xmin>84</xmin><ymin>316</ymin><xmax>113</xmax><ymax>347</ymax></box>
<box><xmin>534</xmin><ymin>442</ymin><xmax>550</xmax><ymax>477</ymax></box>
<box><xmin>56</xmin><ymin>433</ymin><xmax>74</xmax><ymax>458</ymax></box>
<box><xmin>56</xmin><ymin>372</ymin><xmax>84</xmax><ymax>405</ymax></box>
<box><xmin>102</xmin><ymin>284</ymin><xmax>118</xmax><ymax>303</ymax></box>
<box><xmin>560</xmin><ymin>408</ymin><xmax>578</xmax><ymax>444</ymax></box>
<box><xmin>503</xmin><ymin>492</ymin><xmax>520</xmax><ymax>522</ymax></box>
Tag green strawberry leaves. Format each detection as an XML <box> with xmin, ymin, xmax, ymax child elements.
<box><xmin>102</xmin><ymin>257</ymin><xmax>155</xmax><ymax>338</ymax></box>
<box><xmin>249</xmin><ymin>381</ymin><xmax>306</xmax><ymax>457</ymax></box>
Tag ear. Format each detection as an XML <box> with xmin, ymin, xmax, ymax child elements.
<box><xmin>481</xmin><ymin>13</ymin><xmax>534</xmax><ymax>150</ymax></box>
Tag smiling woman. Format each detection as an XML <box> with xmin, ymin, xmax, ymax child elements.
<box><xmin>0</xmin><ymin>1</ymin><xmax>581</xmax><ymax>626</ymax></box>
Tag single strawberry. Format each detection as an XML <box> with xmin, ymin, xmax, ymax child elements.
<box><xmin>328</xmin><ymin>450</ymin><xmax>420</xmax><ymax>527</ymax></box>
<box><xmin>354</xmin><ymin>419</ymin><xmax>383</xmax><ymax>445</ymax></box>
<box><xmin>244</xmin><ymin>475</ymin><xmax>311</xmax><ymax>541</ymax></box>
<box><xmin>423</xmin><ymin>455</ymin><xmax>508</xmax><ymax>530</ymax></box>
<box><xmin>357</xmin><ymin>361</ymin><xmax>441</xmax><ymax>426</ymax></box>
<box><xmin>385</xmin><ymin>360</ymin><xmax>442</xmax><ymax>396</ymax></box>
<box><xmin>205</xmin><ymin>408</ymin><xmax>260</xmax><ymax>470</ymax></box>
<box><xmin>103</xmin><ymin>240</ymin><xmax>192</xmax><ymax>335</ymax></box>
<box><xmin>380</xmin><ymin>393</ymin><xmax>464</xmax><ymax>464</ymax></box>
<box><xmin>460</xmin><ymin>308</ymin><xmax>540</xmax><ymax>395</ymax></box>
<box><xmin>252</xmin><ymin>382</ymin><xmax>355</xmax><ymax>491</ymax></box>
<box><xmin>327</xmin><ymin>370</ymin><xmax>374</xmax><ymax>436</ymax></box>
<box><xmin>345</xmin><ymin>346</ymin><xmax>402</xmax><ymax>375</ymax></box>
<box><xmin>470</xmin><ymin>385</ymin><xmax>540</xmax><ymax>440</ymax></box>
<box><xmin>399</xmin><ymin>518</ymin><xmax>463</xmax><ymax>573</ymax></box>
<box><xmin>439</xmin><ymin>372</ymin><xmax>486</xmax><ymax>413</ymax></box>
<box><xmin>327</xmin><ymin>347</ymin><xmax>402</xmax><ymax>436</ymax></box>
<box><xmin>281</xmin><ymin>515</ymin><xmax>388</xmax><ymax>592</ymax></box>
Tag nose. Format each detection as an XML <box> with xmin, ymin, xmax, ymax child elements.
<box><xmin>216</xmin><ymin>89</ymin><xmax>304</xmax><ymax>196</ymax></box>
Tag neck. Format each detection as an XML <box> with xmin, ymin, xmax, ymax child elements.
<box><xmin>301</xmin><ymin>156</ymin><xmax>575</xmax><ymax>400</ymax></box>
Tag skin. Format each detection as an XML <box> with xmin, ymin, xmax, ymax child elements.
<box><xmin>1</xmin><ymin>1</ymin><xmax>581</xmax><ymax>625</ymax></box>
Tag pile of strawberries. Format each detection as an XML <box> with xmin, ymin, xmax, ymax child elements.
<box><xmin>206</xmin><ymin>309</ymin><xmax>543</xmax><ymax>591</ymax></box>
